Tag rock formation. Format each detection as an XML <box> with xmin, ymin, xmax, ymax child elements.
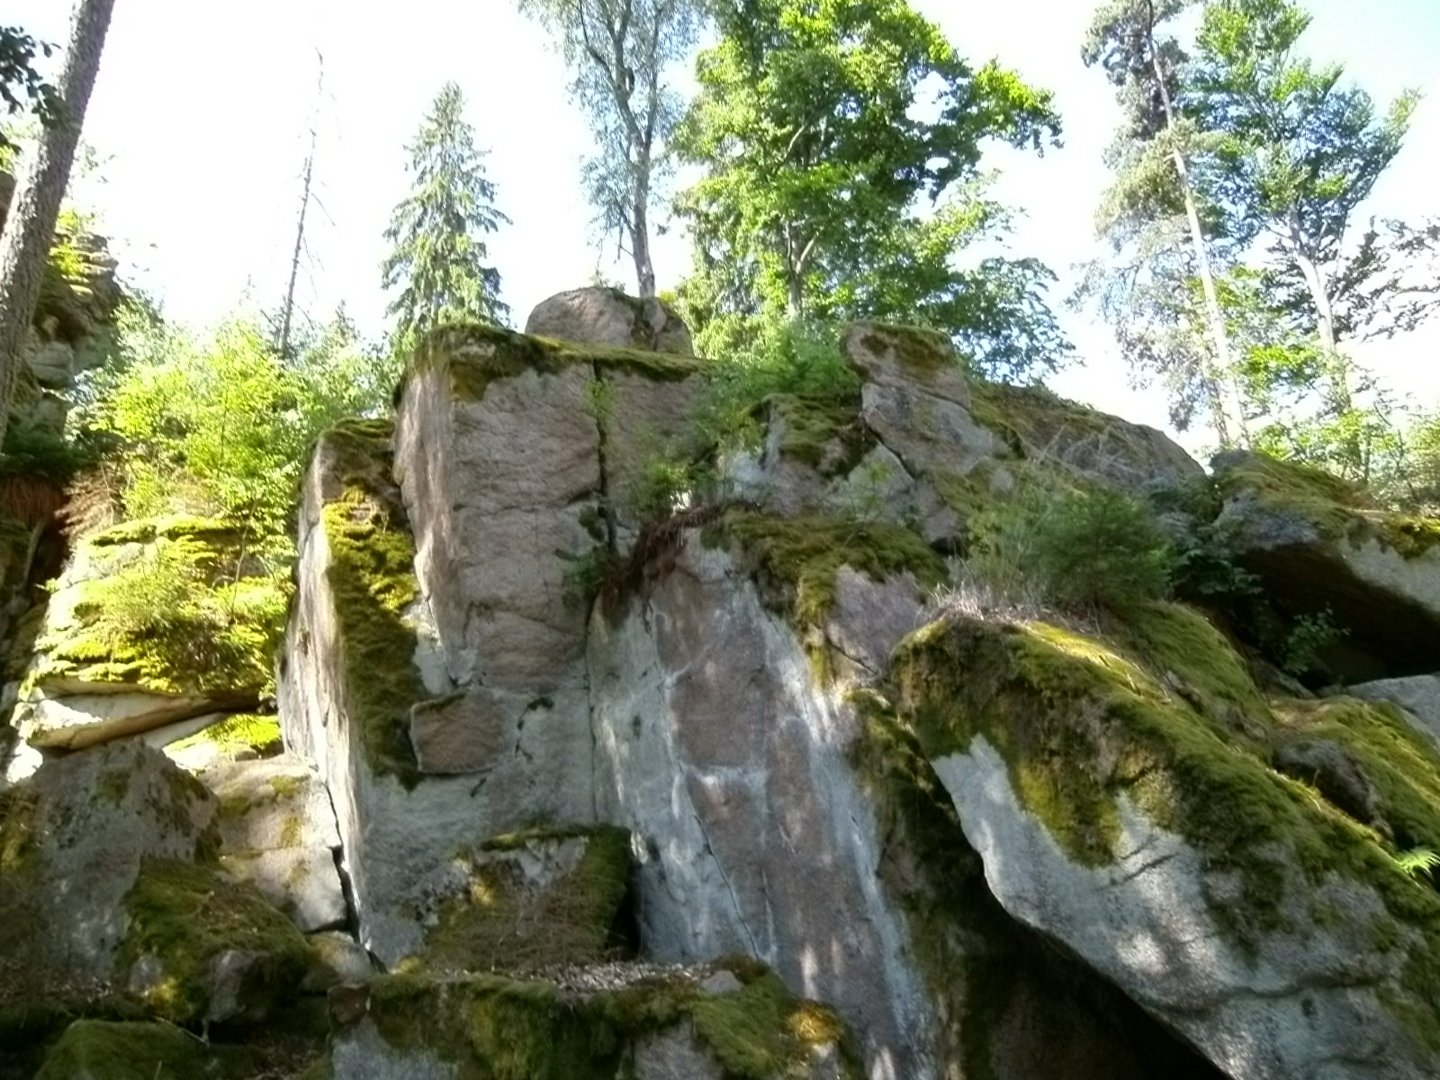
<box><xmin>4</xmin><ymin>309</ymin><xmax>1440</xmax><ymax>1078</ymax></box>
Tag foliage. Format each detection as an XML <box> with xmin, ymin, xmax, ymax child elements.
<box><xmin>1277</xmin><ymin>607</ymin><xmax>1345</xmax><ymax>678</ymax></box>
<box><xmin>0</xmin><ymin>26</ymin><xmax>60</xmax><ymax>152</ymax></box>
<box><xmin>967</xmin><ymin>480</ymin><xmax>1175</xmax><ymax>612</ymax></box>
<box><xmin>674</xmin><ymin>0</ymin><xmax>1067</xmax><ymax>382</ymax></box>
<box><xmin>382</xmin><ymin>81</ymin><xmax>510</xmax><ymax>353</ymax></box>
<box><xmin>1395</xmin><ymin>848</ymin><xmax>1440</xmax><ymax>882</ymax></box>
<box><xmin>518</xmin><ymin>0</ymin><xmax>702</xmax><ymax>297</ymax></box>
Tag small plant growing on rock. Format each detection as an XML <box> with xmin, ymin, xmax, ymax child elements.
<box><xmin>966</xmin><ymin>481</ymin><xmax>1175</xmax><ymax>613</ymax></box>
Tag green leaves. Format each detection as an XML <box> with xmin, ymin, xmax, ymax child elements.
<box><xmin>382</xmin><ymin>82</ymin><xmax>510</xmax><ymax>351</ymax></box>
<box><xmin>675</xmin><ymin>0</ymin><xmax>1064</xmax><ymax>381</ymax></box>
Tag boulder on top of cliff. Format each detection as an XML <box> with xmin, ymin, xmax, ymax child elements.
<box><xmin>891</xmin><ymin>601</ymin><xmax>1440</xmax><ymax>1079</ymax></box>
<box><xmin>1213</xmin><ymin>449</ymin><xmax>1440</xmax><ymax>678</ymax></box>
<box><xmin>328</xmin><ymin>964</ymin><xmax>853</xmax><ymax>1080</ymax></box>
<box><xmin>526</xmin><ymin>285</ymin><xmax>694</xmax><ymax>356</ymax></box>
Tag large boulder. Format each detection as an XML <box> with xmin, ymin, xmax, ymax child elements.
<box><xmin>1214</xmin><ymin>450</ymin><xmax>1440</xmax><ymax>678</ymax></box>
<box><xmin>525</xmin><ymin>286</ymin><xmax>694</xmax><ymax>356</ymax></box>
<box><xmin>34</xmin><ymin>1020</ymin><xmax>261</xmax><ymax>1080</ymax></box>
<box><xmin>892</xmin><ymin>604</ymin><xmax>1440</xmax><ymax>1079</ymax></box>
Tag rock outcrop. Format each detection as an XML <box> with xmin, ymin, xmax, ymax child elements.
<box><xmin>526</xmin><ymin>285</ymin><xmax>695</xmax><ymax>356</ymax></box>
<box><xmin>8</xmin><ymin>316</ymin><xmax>1440</xmax><ymax>1079</ymax></box>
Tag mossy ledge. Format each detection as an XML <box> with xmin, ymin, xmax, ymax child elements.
<box><xmin>406</xmin><ymin>322</ymin><xmax>705</xmax><ymax>403</ymax></box>
<box><xmin>316</xmin><ymin>421</ymin><xmax>427</xmax><ymax>788</ymax></box>
<box><xmin>888</xmin><ymin>603</ymin><xmax>1440</xmax><ymax>1051</ymax></box>
<box><xmin>357</xmin><ymin>965</ymin><xmax>859</xmax><ymax>1080</ymax></box>
<box><xmin>34</xmin><ymin>1019</ymin><xmax>260</xmax><ymax>1080</ymax></box>
<box><xmin>716</xmin><ymin>510</ymin><xmax>946</xmax><ymax>628</ymax></box>
<box><xmin>1215</xmin><ymin>450</ymin><xmax>1440</xmax><ymax>559</ymax></box>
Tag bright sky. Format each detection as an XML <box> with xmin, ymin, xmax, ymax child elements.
<box><xmin>10</xmin><ymin>0</ymin><xmax>1440</xmax><ymax>449</ymax></box>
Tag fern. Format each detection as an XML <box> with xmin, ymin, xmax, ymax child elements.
<box><xmin>1394</xmin><ymin>847</ymin><xmax>1440</xmax><ymax>880</ymax></box>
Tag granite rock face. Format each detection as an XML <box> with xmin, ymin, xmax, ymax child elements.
<box><xmin>525</xmin><ymin>285</ymin><xmax>695</xmax><ymax>356</ymax></box>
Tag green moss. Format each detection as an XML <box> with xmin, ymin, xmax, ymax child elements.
<box><xmin>34</xmin><ymin>1020</ymin><xmax>259</xmax><ymax>1080</ymax></box>
<box><xmin>0</xmin><ymin>787</ymin><xmax>38</xmax><ymax>872</ymax></box>
<box><xmin>320</xmin><ymin>473</ymin><xmax>425</xmax><ymax>787</ymax></box>
<box><xmin>97</xmin><ymin>767</ymin><xmax>131</xmax><ymax>806</ymax></box>
<box><xmin>1214</xmin><ymin>451</ymin><xmax>1440</xmax><ymax>560</ymax></box>
<box><xmin>888</xmin><ymin>607</ymin><xmax>1440</xmax><ymax>1050</ymax></box>
<box><xmin>118</xmin><ymin>857</ymin><xmax>314</xmax><ymax>1024</ymax></box>
<box><xmin>968</xmin><ymin>379</ymin><xmax>1119</xmax><ymax>455</ymax></box>
<box><xmin>856</xmin><ymin>324</ymin><xmax>955</xmax><ymax>377</ymax></box>
<box><xmin>362</xmin><ymin>967</ymin><xmax>858</xmax><ymax>1080</ymax></box>
<box><xmin>166</xmin><ymin>712</ymin><xmax>283</xmax><ymax>761</ymax></box>
<box><xmin>407</xmin><ymin>324</ymin><xmax>703</xmax><ymax>404</ymax></box>
<box><xmin>89</xmin><ymin>515</ymin><xmax>244</xmax><ymax>549</ymax></box>
<box><xmin>767</xmin><ymin>394</ymin><xmax>871</xmax><ymax>476</ymax></box>
<box><xmin>721</xmin><ymin>511</ymin><xmax>946</xmax><ymax>628</ymax></box>
<box><xmin>423</xmin><ymin>826</ymin><xmax>631</xmax><ymax>973</ymax></box>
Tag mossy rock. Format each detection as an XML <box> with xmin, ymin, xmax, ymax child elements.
<box><xmin>888</xmin><ymin>603</ymin><xmax>1440</xmax><ymax>1060</ymax></box>
<box><xmin>119</xmin><ymin>857</ymin><xmax>316</xmax><ymax>1025</ymax></box>
<box><xmin>718</xmin><ymin>510</ymin><xmax>946</xmax><ymax>629</ymax></box>
<box><xmin>765</xmin><ymin>394</ymin><xmax>871</xmax><ymax>477</ymax></box>
<box><xmin>421</xmin><ymin>825</ymin><xmax>631</xmax><ymax>973</ymax></box>
<box><xmin>406</xmin><ymin>323</ymin><xmax>704</xmax><ymax>405</ymax></box>
<box><xmin>165</xmin><ymin>712</ymin><xmax>282</xmax><ymax>763</ymax></box>
<box><xmin>346</xmin><ymin>965</ymin><xmax>857</xmax><ymax>1080</ymax></box>
<box><xmin>34</xmin><ymin>1020</ymin><xmax>259</xmax><ymax>1080</ymax></box>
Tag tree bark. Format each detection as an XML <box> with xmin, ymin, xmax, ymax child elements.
<box><xmin>0</xmin><ymin>0</ymin><xmax>115</xmax><ymax>449</ymax></box>
<box><xmin>1143</xmin><ymin>0</ymin><xmax>1246</xmax><ymax>448</ymax></box>
<box><xmin>1290</xmin><ymin>242</ymin><xmax>1351</xmax><ymax>410</ymax></box>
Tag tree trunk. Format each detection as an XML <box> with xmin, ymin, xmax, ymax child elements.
<box><xmin>0</xmin><ymin>0</ymin><xmax>115</xmax><ymax>450</ymax></box>
<box><xmin>1291</xmin><ymin>244</ymin><xmax>1351</xmax><ymax>411</ymax></box>
<box><xmin>1144</xmin><ymin>0</ymin><xmax>1245</xmax><ymax>447</ymax></box>
<box><xmin>631</xmin><ymin>149</ymin><xmax>656</xmax><ymax>298</ymax></box>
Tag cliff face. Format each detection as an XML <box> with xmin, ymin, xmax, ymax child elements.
<box><xmin>4</xmin><ymin>301</ymin><xmax>1440</xmax><ymax>1079</ymax></box>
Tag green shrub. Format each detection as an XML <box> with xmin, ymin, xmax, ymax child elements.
<box><xmin>967</xmin><ymin>481</ymin><xmax>1174</xmax><ymax>612</ymax></box>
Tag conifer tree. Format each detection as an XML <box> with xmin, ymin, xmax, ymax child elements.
<box><xmin>381</xmin><ymin>82</ymin><xmax>510</xmax><ymax>352</ymax></box>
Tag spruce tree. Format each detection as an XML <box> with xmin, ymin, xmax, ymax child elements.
<box><xmin>381</xmin><ymin>82</ymin><xmax>510</xmax><ymax>352</ymax></box>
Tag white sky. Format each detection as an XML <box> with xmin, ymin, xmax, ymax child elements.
<box><xmin>10</xmin><ymin>0</ymin><xmax>1440</xmax><ymax>450</ymax></box>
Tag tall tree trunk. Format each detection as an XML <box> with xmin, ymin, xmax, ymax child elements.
<box><xmin>631</xmin><ymin>148</ymin><xmax>656</xmax><ymax>298</ymax></box>
<box><xmin>279</xmin><ymin>51</ymin><xmax>324</xmax><ymax>361</ymax></box>
<box><xmin>1144</xmin><ymin>0</ymin><xmax>1246</xmax><ymax>448</ymax></box>
<box><xmin>1290</xmin><ymin>243</ymin><xmax>1351</xmax><ymax>411</ymax></box>
<box><xmin>0</xmin><ymin>0</ymin><xmax>115</xmax><ymax>449</ymax></box>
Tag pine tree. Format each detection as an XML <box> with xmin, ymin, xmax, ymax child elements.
<box><xmin>381</xmin><ymin>82</ymin><xmax>510</xmax><ymax>352</ymax></box>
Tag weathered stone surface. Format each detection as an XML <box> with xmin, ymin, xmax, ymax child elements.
<box><xmin>282</xmin><ymin>421</ymin><xmax>592</xmax><ymax>964</ymax></box>
<box><xmin>1215</xmin><ymin>450</ymin><xmax>1440</xmax><ymax>677</ymax></box>
<box><xmin>27</xmin><ymin>341</ymin><xmax>77</xmax><ymax>389</ymax></box>
<box><xmin>307</xmin><ymin>931</ymin><xmax>375</xmax><ymax>987</ymax></box>
<box><xmin>17</xmin><ymin>691</ymin><xmax>233</xmax><ymax>751</ymax></box>
<box><xmin>824</xmin><ymin>567</ymin><xmax>925</xmax><ymax>678</ymax></box>
<box><xmin>602</xmin><ymin>367</ymin><xmax>702</xmax><ymax>533</ymax></box>
<box><xmin>1350</xmin><ymin>674</ymin><xmax>1440</xmax><ymax>747</ymax></box>
<box><xmin>526</xmin><ymin>286</ymin><xmax>694</xmax><ymax>356</ymax></box>
<box><xmin>1273</xmin><ymin>737</ymin><xmax>1388</xmax><ymax>836</ymax></box>
<box><xmin>590</xmin><ymin>536</ymin><xmax>937</xmax><ymax>1079</ymax></box>
<box><xmin>0</xmin><ymin>742</ymin><xmax>216</xmax><ymax>997</ymax></box>
<box><xmin>407</xmin><ymin>826</ymin><xmax>629</xmax><ymax>972</ymax></box>
<box><xmin>34</xmin><ymin>1019</ymin><xmax>259</xmax><ymax>1080</ymax></box>
<box><xmin>842</xmin><ymin>321</ymin><xmax>973</xmax><ymax>406</ymax></box>
<box><xmin>633</xmin><ymin>1023</ymin><xmax>725</xmax><ymax>1080</ymax></box>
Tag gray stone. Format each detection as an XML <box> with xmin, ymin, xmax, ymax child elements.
<box><xmin>332</xmin><ymin>1020</ymin><xmax>456</xmax><ymax>1080</ymax></box>
<box><xmin>526</xmin><ymin>286</ymin><xmax>694</xmax><ymax>356</ymax></box>
<box><xmin>220</xmin><ymin>847</ymin><xmax>347</xmax><ymax>933</ymax></box>
<box><xmin>307</xmin><ymin>931</ymin><xmax>376</xmax><ymax>987</ymax></box>
<box><xmin>205</xmin><ymin>755</ymin><xmax>340</xmax><ymax>850</ymax></box>
<box><xmin>824</xmin><ymin>567</ymin><xmax>926</xmax><ymax>678</ymax></box>
<box><xmin>0</xmin><ymin>742</ymin><xmax>216</xmax><ymax>996</ymax></box>
<box><xmin>842</xmin><ymin>321</ymin><xmax>972</xmax><ymax>406</ymax></box>
<box><xmin>933</xmin><ymin>736</ymin><xmax>1433</xmax><ymax>1080</ymax></box>
<box><xmin>1273</xmin><ymin>737</ymin><xmax>1388</xmax><ymax>836</ymax></box>
<box><xmin>698</xmin><ymin>969</ymin><xmax>743</xmax><ymax>996</ymax></box>
<box><xmin>589</xmin><ymin>537</ymin><xmax>938</xmax><ymax>1079</ymax></box>
<box><xmin>633</xmin><ymin>1022</ymin><xmax>725</xmax><ymax>1080</ymax></box>
<box><xmin>28</xmin><ymin>341</ymin><xmax>76</xmax><ymax>389</ymax></box>
<box><xmin>602</xmin><ymin>367</ymin><xmax>703</xmax><ymax>533</ymax></box>
<box><xmin>1349</xmin><ymin>675</ymin><xmax>1440</xmax><ymax>748</ymax></box>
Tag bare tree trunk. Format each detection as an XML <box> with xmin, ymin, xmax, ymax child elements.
<box><xmin>631</xmin><ymin>147</ymin><xmax>656</xmax><ymax>298</ymax></box>
<box><xmin>1291</xmin><ymin>242</ymin><xmax>1351</xmax><ymax>410</ymax></box>
<box><xmin>279</xmin><ymin>53</ymin><xmax>324</xmax><ymax>361</ymax></box>
<box><xmin>0</xmin><ymin>0</ymin><xmax>115</xmax><ymax>449</ymax></box>
<box><xmin>1144</xmin><ymin>0</ymin><xmax>1245</xmax><ymax>448</ymax></box>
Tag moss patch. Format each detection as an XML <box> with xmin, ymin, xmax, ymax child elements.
<box><xmin>1214</xmin><ymin>451</ymin><xmax>1440</xmax><ymax>560</ymax></box>
<box><xmin>361</xmin><ymin>967</ymin><xmax>858</xmax><ymax>1080</ymax></box>
<box><xmin>318</xmin><ymin>435</ymin><xmax>426</xmax><ymax>785</ymax></box>
<box><xmin>166</xmin><ymin>712</ymin><xmax>283</xmax><ymax>762</ymax></box>
<box><xmin>423</xmin><ymin>826</ymin><xmax>631</xmax><ymax>973</ymax></box>
<box><xmin>34</xmin><ymin>1020</ymin><xmax>259</xmax><ymax>1080</ymax></box>
<box><xmin>855</xmin><ymin>323</ymin><xmax>955</xmax><ymax>377</ymax></box>
<box><xmin>720</xmin><ymin>511</ymin><xmax>946</xmax><ymax>628</ymax></box>
<box><xmin>118</xmin><ymin>857</ymin><xmax>314</xmax><ymax>1024</ymax></box>
<box><xmin>767</xmin><ymin>394</ymin><xmax>871</xmax><ymax>476</ymax></box>
<box><xmin>407</xmin><ymin>323</ymin><xmax>703</xmax><ymax>404</ymax></box>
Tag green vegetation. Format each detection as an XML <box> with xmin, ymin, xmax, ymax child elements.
<box><xmin>317</xmin><ymin>426</ymin><xmax>426</xmax><ymax>786</ymax></box>
<box><xmin>383</xmin><ymin>81</ymin><xmax>510</xmax><ymax>350</ymax></box>
<box><xmin>165</xmin><ymin>713</ymin><xmax>283</xmax><ymax>761</ymax></box>
<box><xmin>721</xmin><ymin>510</ymin><xmax>946</xmax><ymax>628</ymax></box>
<box><xmin>34</xmin><ymin>1020</ymin><xmax>259</xmax><ymax>1080</ymax></box>
<box><xmin>423</xmin><ymin>826</ymin><xmax>630</xmax><ymax>973</ymax></box>
<box><xmin>966</xmin><ymin>480</ymin><xmax>1174</xmax><ymax>612</ymax></box>
<box><xmin>118</xmin><ymin>857</ymin><xmax>314</xmax><ymax>1024</ymax></box>
<box><xmin>362</xmin><ymin>965</ymin><xmax>857</xmax><ymax>1080</ymax></box>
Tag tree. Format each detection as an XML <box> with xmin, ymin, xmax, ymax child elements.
<box><xmin>519</xmin><ymin>0</ymin><xmax>701</xmax><ymax>298</ymax></box>
<box><xmin>674</xmin><ymin>0</ymin><xmax>1066</xmax><ymax>380</ymax></box>
<box><xmin>1190</xmin><ymin>0</ymin><xmax>1420</xmax><ymax>410</ymax></box>
<box><xmin>381</xmin><ymin>82</ymin><xmax>510</xmax><ymax>352</ymax></box>
<box><xmin>0</xmin><ymin>0</ymin><xmax>114</xmax><ymax>449</ymax></box>
<box><xmin>1082</xmin><ymin>0</ymin><xmax>1248</xmax><ymax>446</ymax></box>
<box><xmin>0</xmin><ymin>25</ymin><xmax>61</xmax><ymax>152</ymax></box>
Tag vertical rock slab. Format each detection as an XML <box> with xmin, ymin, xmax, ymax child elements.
<box><xmin>589</xmin><ymin>535</ymin><xmax>937</xmax><ymax>1079</ymax></box>
<box><xmin>279</xmin><ymin>421</ymin><xmax>518</xmax><ymax>963</ymax></box>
